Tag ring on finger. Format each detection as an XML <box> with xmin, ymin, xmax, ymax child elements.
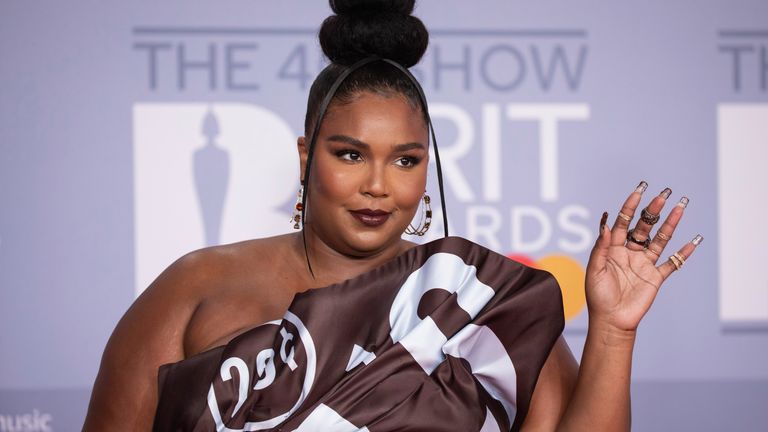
<box><xmin>618</xmin><ymin>211</ymin><xmax>632</xmax><ymax>222</ymax></box>
<box><xmin>646</xmin><ymin>244</ymin><xmax>662</xmax><ymax>256</ymax></box>
<box><xmin>668</xmin><ymin>252</ymin><xmax>685</xmax><ymax>270</ymax></box>
<box><xmin>627</xmin><ymin>228</ymin><xmax>651</xmax><ymax>248</ymax></box>
<box><xmin>656</xmin><ymin>231</ymin><xmax>670</xmax><ymax>241</ymax></box>
<box><xmin>640</xmin><ymin>207</ymin><xmax>660</xmax><ymax>225</ymax></box>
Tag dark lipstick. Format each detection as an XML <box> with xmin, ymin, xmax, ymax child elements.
<box><xmin>350</xmin><ymin>209</ymin><xmax>391</xmax><ymax>227</ymax></box>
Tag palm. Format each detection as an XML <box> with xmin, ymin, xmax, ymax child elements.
<box><xmin>584</xmin><ymin>183</ymin><xmax>701</xmax><ymax>332</ymax></box>
<box><xmin>587</xmin><ymin>244</ymin><xmax>664</xmax><ymax>331</ymax></box>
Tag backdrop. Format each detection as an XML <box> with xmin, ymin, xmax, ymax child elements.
<box><xmin>1</xmin><ymin>1</ymin><xmax>767</xmax><ymax>430</ymax></box>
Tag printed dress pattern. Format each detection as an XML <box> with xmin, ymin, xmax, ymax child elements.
<box><xmin>153</xmin><ymin>237</ymin><xmax>565</xmax><ymax>432</ymax></box>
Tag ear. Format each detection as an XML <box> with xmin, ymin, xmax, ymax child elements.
<box><xmin>297</xmin><ymin>136</ymin><xmax>308</xmax><ymax>183</ymax></box>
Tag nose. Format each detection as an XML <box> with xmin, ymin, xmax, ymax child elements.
<box><xmin>361</xmin><ymin>162</ymin><xmax>389</xmax><ymax>198</ymax></box>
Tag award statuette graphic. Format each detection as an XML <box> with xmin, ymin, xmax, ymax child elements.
<box><xmin>194</xmin><ymin>107</ymin><xmax>230</xmax><ymax>246</ymax></box>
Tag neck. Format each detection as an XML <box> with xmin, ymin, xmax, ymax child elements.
<box><xmin>291</xmin><ymin>227</ymin><xmax>411</xmax><ymax>289</ymax></box>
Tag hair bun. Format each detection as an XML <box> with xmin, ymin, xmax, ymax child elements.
<box><xmin>319</xmin><ymin>0</ymin><xmax>428</xmax><ymax>68</ymax></box>
<box><xmin>329</xmin><ymin>0</ymin><xmax>415</xmax><ymax>16</ymax></box>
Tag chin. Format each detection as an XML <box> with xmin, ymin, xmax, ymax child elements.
<box><xmin>342</xmin><ymin>228</ymin><xmax>402</xmax><ymax>256</ymax></box>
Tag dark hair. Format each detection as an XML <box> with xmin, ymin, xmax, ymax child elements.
<box><xmin>300</xmin><ymin>0</ymin><xmax>447</xmax><ymax>275</ymax></box>
<box><xmin>303</xmin><ymin>0</ymin><xmax>430</xmax><ymax>136</ymax></box>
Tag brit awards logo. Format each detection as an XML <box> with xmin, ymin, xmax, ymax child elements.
<box><xmin>131</xmin><ymin>25</ymin><xmax>596</xmax><ymax>325</ymax></box>
<box><xmin>716</xmin><ymin>30</ymin><xmax>768</xmax><ymax>328</ymax></box>
<box><xmin>132</xmin><ymin>103</ymin><xmax>298</xmax><ymax>296</ymax></box>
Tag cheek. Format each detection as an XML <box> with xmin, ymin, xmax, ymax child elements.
<box><xmin>311</xmin><ymin>157</ymin><xmax>359</xmax><ymax>201</ymax></box>
<box><xmin>393</xmin><ymin>169</ymin><xmax>428</xmax><ymax>209</ymax></box>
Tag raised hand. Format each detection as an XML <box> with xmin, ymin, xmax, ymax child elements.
<box><xmin>585</xmin><ymin>181</ymin><xmax>703</xmax><ymax>332</ymax></box>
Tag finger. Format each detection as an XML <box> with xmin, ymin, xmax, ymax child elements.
<box><xmin>610</xmin><ymin>181</ymin><xmax>647</xmax><ymax>247</ymax></box>
<box><xmin>658</xmin><ymin>234</ymin><xmax>703</xmax><ymax>280</ymax></box>
<box><xmin>589</xmin><ymin>211</ymin><xmax>611</xmax><ymax>270</ymax></box>
<box><xmin>626</xmin><ymin>187</ymin><xmax>672</xmax><ymax>252</ymax></box>
<box><xmin>644</xmin><ymin>196</ymin><xmax>688</xmax><ymax>264</ymax></box>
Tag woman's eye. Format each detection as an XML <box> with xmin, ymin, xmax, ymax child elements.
<box><xmin>395</xmin><ymin>156</ymin><xmax>420</xmax><ymax>167</ymax></box>
<box><xmin>337</xmin><ymin>150</ymin><xmax>362</xmax><ymax>162</ymax></box>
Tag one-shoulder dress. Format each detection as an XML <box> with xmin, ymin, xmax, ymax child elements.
<box><xmin>152</xmin><ymin>236</ymin><xmax>565</xmax><ymax>432</ymax></box>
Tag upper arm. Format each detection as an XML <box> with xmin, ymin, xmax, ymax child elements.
<box><xmin>82</xmin><ymin>252</ymin><xmax>208</xmax><ymax>431</ymax></box>
<box><xmin>520</xmin><ymin>335</ymin><xmax>579</xmax><ymax>431</ymax></box>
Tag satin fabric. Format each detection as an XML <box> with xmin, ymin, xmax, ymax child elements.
<box><xmin>153</xmin><ymin>237</ymin><xmax>564</xmax><ymax>432</ymax></box>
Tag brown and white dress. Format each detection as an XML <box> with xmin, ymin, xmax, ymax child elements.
<box><xmin>152</xmin><ymin>236</ymin><xmax>564</xmax><ymax>432</ymax></box>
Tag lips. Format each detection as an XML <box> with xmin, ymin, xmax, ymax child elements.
<box><xmin>349</xmin><ymin>209</ymin><xmax>391</xmax><ymax>227</ymax></box>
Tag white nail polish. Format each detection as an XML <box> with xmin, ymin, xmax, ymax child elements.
<box><xmin>676</xmin><ymin>196</ymin><xmax>689</xmax><ymax>208</ymax></box>
<box><xmin>692</xmin><ymin>234</ymin><xmax>703</xmax><ymax>245</ymax></box>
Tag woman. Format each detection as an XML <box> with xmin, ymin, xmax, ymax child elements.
<box><xmin>83</xmin><ymin>1</ymin><xmax>701</xmax><ymax>430</ymax></box>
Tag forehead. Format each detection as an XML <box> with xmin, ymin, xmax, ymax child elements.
<box><xmin>320</xmin><ymin>91</ymin><xmax>428</xmax><ymax>141</ymax></box>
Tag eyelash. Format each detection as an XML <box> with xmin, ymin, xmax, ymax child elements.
<box><xmin>335</xmin><ymin>150</ymin><xmax>422</xmax><ymax>168</ymax></box>
<box><xmin>336</xmin><ymin>150</ymin><xmax>363</xmax><ymax>162</ymax></box>
<box><xmin>395</xmin><ymin>156</ymin><xmax>422</xmax><ymax>168</ymax></box>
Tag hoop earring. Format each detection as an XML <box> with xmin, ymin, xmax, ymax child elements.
<box><xmin>405</xmin><ymin>193</ymin><xmax>432</xmax><ymax>236</ymax></box>
<box><xmin>291</xmin><ymin>184</ymin><xmax>303</xmax><ymax>230</ymax></box>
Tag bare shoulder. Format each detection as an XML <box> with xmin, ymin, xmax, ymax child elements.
<box><xmin>181</xmin><ymin>234</ymin><xmax>303</xmax><ymax>354</ymax></box>
<box><xmin>162</xmin><ymin>233</ymin><xmax>298</xmax><ymax>300</ymax></box>
<box><xmin>172</xmin><ymin>234</ymin><xmax>291</xmax><ymax>292</ymax></box>
<box><xmin>143</xmin><ymin>234</ymin><xmax>301</xmax><ymax>354</ymax></box>
<box><xmin>83</xmin><ymin>234</ymin><xmax>298</xmax><ymax>431</ymax></box>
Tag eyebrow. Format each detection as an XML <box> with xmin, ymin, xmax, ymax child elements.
<box><xmin>326</xmin><ymin>134</ymin><xmax>426</xmax><ymax>152</ymax></box>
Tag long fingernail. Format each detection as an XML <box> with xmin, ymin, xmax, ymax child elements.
<box><xmin>692</xmin><ymin>234</ymin><xmax>703</xmax><ymax>245</ymax></box>
<box><xmin>635</xmin><ymin>181</ymin><xmax>648</xmax><ymax>194</ymax></box>
<box><xmin>676</xmin><ymin>196</ymin><xmax>689</xmax><ymax>208</ymax></box>
<box><xmin>659</xmin><ymin>187</ymin><xmax>672</xmax><ymax>199</ymax></box>
<box><xmin>600</xmin><ymin>211</ymin><xmax>608</xmax><ymax>232</ymax></box>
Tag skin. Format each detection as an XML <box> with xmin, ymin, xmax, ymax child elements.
<box><xmin>83</xmin><ymin>91</ymin><xmax>699</xmax><ymax>431</ymax></box>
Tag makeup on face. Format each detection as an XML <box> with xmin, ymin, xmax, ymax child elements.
<box><xmin>349</xmin><ymin>208</ymin><xmax>391</xmax><ymax>227</ymax></box>
<box><xmin>301</xmin><ymin>92</ymin><xmax>429</xmax><ymax>254</ymax></box>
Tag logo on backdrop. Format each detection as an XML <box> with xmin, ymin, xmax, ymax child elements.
<box><xmin>132</xmin><ymin>26</ymin><xmax>593</xmax><ymax>321</ymax></box>
<box><xmin>716</xmin><ymin>29</ymin><xmax>768</xmax><ymax>327</ymax></box>
<box><xmin>0</xmin><ymin>410</ymin><xmax>52</xmax><ymax>432</ymax></box>
<box><xmin>418</xmin><ymin>102</ymin><xmax>592</xmax><ymax>321</ymax></box>
<box><xmin>718</xmin><ymin>29</ymin><xmax>768</xmax><ymax>93</ymax></box>
<box><xmin>132</xmin><ymin>103</ymin><xmax>298</xmax><ymax>297</ymax></box>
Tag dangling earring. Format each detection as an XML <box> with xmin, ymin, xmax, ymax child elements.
<box><xmin>405</xmin><ymin>192</ymin><xmax>432</xmax><ymax>236</ymax></box>
<box><xmin>291</xmin><ymin>184</ymin><xmax>303</xmax><ymax>230</ymax></box>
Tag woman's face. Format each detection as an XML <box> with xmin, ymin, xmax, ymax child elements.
<box><xmin>298</xmin><ymin>91</ymin><xmax>429</xmax><ymax>257</ymax></box>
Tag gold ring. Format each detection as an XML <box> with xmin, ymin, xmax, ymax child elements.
<box><xmin>618</xmin><ymin>211</ymin><xmax>632</xmax><ymax>222</ymax></box>
<box><xmin>669</xmin><ymin>254</ymin><xmax>682</xmax><ymax>270</ymax></box>
<box><xmin>656</xmin><ymin>231</ymin><xmax>670</xmax><ymax>241</ymax></box>
<box><xmin>646</xmin><ymin>245</ymin><xmax>661</xmax><ymax>257</ymax></box>
<box><xmin>673</xmin><ymin>252</ymin><xmax>686</xmax><ymax>266</ymax></box>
